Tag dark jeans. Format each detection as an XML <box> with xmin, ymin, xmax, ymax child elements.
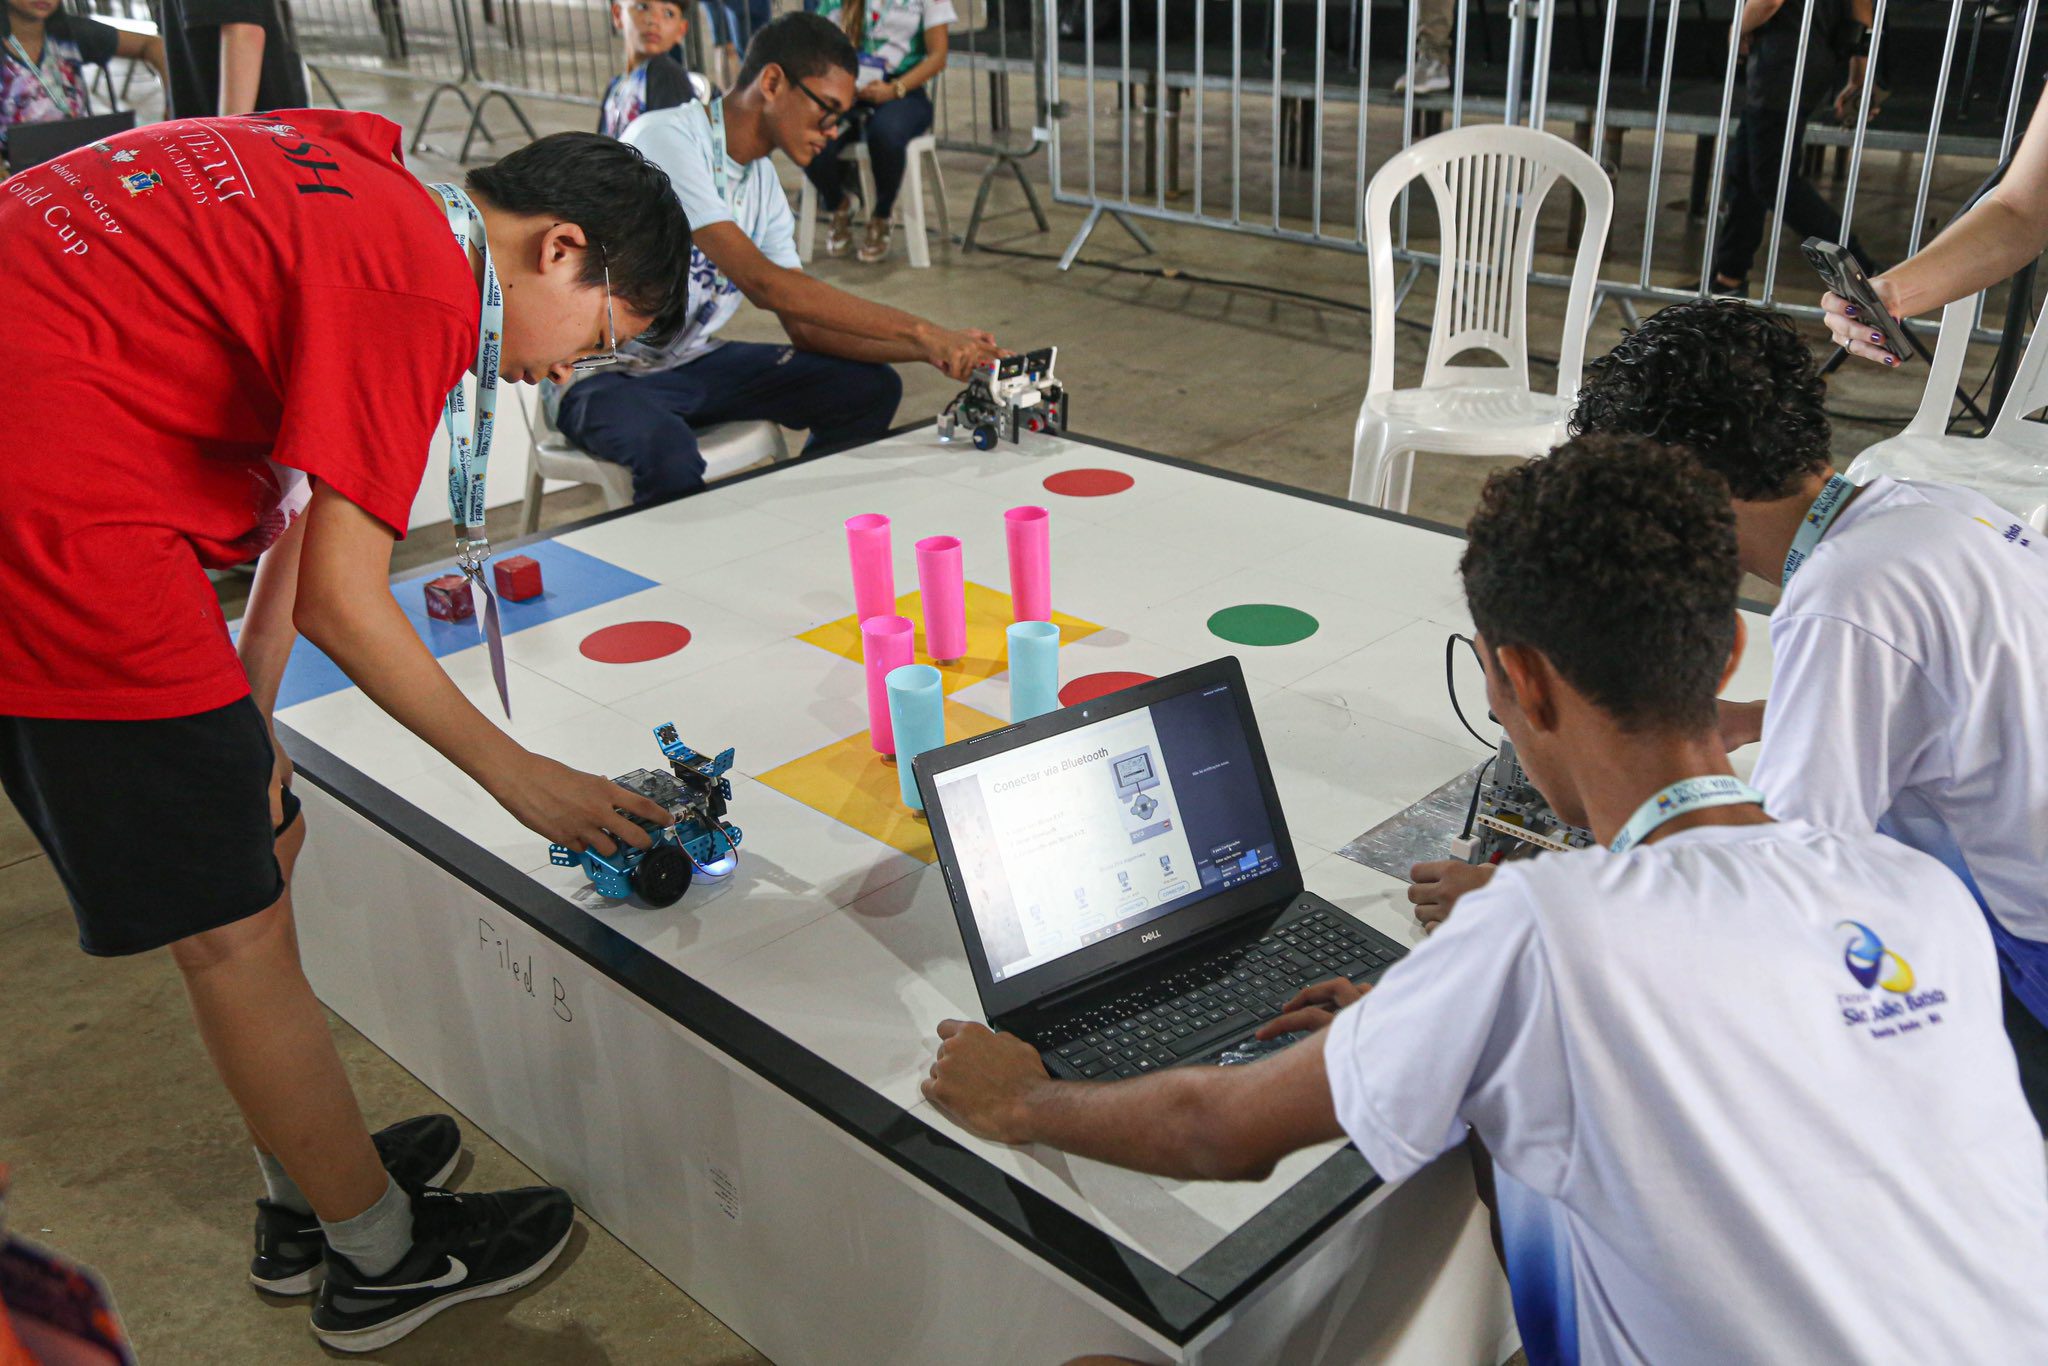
<box><xmin>2004</xmin><ymin>975</ymin><xmax>2048</xmax><ymax>1136</ymax></box>
<box><xmin>1713</xmin><ymin>101</ymin><xmax>1870</xmax><ymax>283</ymax></box>
<box><xmin>804</xmin><ymin>89</ymin><xmax>935</xmax><ymax>219</ymax></box>
<box><xmin>556</xmin><ymin>342</ymin><xmax>902</xmax><ymax>505</ymax></box>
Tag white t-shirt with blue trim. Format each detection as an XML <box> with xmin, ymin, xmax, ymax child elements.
<box><xmin>1751</xmin><ymin>475</ymin><xmax>2048</xmax><ymax>1018</ymax></box>
<box><xmin>618</xmin><ymin>101</ymin><xmax>801</xmax><ymax>371</ymax></box>
<box><xmin>1324</xmin><ymin>820</ymin><xmax>2048</xmax><ymax>1364</ymax></box>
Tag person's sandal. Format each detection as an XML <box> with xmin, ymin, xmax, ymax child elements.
<box><xmin>857</xmin><ymin>215</ymin><xmax>893</xmax><ymax>264</ymax></box>
<box><xmin>825</xmin><ymin>203</ymin><xmax>855</xmax><ymax>258</ymax></box>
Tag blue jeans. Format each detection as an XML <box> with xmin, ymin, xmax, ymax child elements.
<box><xmin>804</xmin><ymin>89</ymin><xmax>934</xmax><ymax>218</ymax></box>
<box><xmin>556</xmin><ymin>342</ymin><xmax>903</xmax><ymax>505</ymax></box>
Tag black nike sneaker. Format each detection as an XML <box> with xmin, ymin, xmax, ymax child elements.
<box><xmin>310</xmin><ymin>1186</ymin><xmax>576</xmax><ymax>1353</ymax></box>
<box><xmin>248</xmin><ymin>1114</ymin><xmax>464</xmax><ymax>1296</ymax></box>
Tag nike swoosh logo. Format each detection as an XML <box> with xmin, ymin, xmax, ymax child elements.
<box><xmin>358</xmin><ymin>1255</ymin><xmax>467</xmax><ymax>1293</ymax></box>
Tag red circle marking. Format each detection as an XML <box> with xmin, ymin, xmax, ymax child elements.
<box><xmin>1059</xmin><ymin>671</ymin><xmax>1156</xmax><ymax>707</ymax></box>
<box><xmin>579</xmin><ymin>621</ymin><xmax>693</xmax><ymax>664</ymax></box>
<box><xmin>1043</xmin><ymin>468</ymin><xmax>1136</xmax><ymax>498</ymax></box>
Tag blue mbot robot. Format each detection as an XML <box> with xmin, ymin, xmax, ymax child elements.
<box><xmin>549</xmin><ymin>723</ymin><xmax>742</xmax><ymax>907</ymax></box>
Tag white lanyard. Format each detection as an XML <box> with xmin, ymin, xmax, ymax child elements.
<box><xmin>426</xmin><ymin>182</ymin><xmax>512</xmax><ymax>719</ymax></box>
<box><xmin>1609</xmin><ymin>776</ymin><xmax>1765</xmax><ymax>854</ymax></box>
<box><xmin>704</xmin><ymin>99</ymin><xmax>748</xmax><ymax>292</ymax></box>
<box><xmin>6</xmin><ymin>35</ymin><xmax>82</xmax><ymax>115</ymax></box>
<box><xmin>1781</xmin><ymin>474</ymin><xmax>1855</xmax><ymax>586</ymax></box>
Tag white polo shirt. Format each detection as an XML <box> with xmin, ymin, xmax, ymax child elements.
<box><xmin>1750</xmin><ymin>476</ymin><xmax>2048</xmax><ymax>1004</ymax></box>
<box><xmin>1324</xmin><ymin>819</ymin><xmax>2048</xmax><ymax>1363</ymax></box>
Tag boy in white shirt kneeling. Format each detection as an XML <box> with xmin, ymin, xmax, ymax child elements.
<box><xmin>924</xmin><ymin>436</ymin><xmax>2048</xmax><ymax>1364</ymax></box>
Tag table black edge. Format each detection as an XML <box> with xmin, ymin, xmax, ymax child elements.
<box><xmin>318</xmin><ymin>425</ymin><xmax>1767</xmax><ymax>1341</ymax></box>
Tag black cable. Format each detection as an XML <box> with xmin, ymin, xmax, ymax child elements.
<box><xmin>1445</xmin><ymin>633</ymin><xmax>1497</xmax><ymax>751</ymax></box>
<box><xmin>1460</xmin><ymin>752</ymin><xmax>1498</xmax><ymax>840</ymax></box>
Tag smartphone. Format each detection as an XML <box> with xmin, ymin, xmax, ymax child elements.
<box><xmin>1803</xmin><ymin>237</ymin><xmax>1913</xmax><ymax>363</ymax></box>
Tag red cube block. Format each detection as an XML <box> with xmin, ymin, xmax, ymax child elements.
<box><xmin>424</xmin><ymin>573</ymin><xmax>475</xmax><ymax>622</ymax></box>
<box><xmin>493</xmin><ymin>554</ymin><xmax>544</xmax><ymax>602</ymax></box>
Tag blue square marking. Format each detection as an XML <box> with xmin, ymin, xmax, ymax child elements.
<box><xmin>265</xmin><ymin>539</ymin><xmax>658</xmax><ymax>710</ymax></box>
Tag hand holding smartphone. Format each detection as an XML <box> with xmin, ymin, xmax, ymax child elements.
<box><xmin>1804</xmin><ymin>238</ymin><xmax>1913</xmax><ymax>365</ymax></box>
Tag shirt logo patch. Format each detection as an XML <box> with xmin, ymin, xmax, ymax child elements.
<box><xmin>1835</xmin><ymin>920</ymin><xmax>1948</xmax><ymax>1040</ymax></box>
<box><xmin>119</xmin><ymin>170</ymin><xmax>162</xmax><ymax>197</ymax></box>
<box><xmin>1838</xmin><ymin>919</ymin><xmax>1913</xmax><ymax>993</ymax></box>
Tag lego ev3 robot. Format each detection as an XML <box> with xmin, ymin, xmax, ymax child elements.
<box><xmin>938</xmin><ymin>347</ymin><xmax>1067</xmax><ymax>450</ymax></box>
<box><xmin>549</xmin><ymin>723</ymin><xmax>743</xmax><ymax>907</ymax></box>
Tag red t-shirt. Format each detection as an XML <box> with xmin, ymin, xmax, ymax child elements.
<box><xmin>0</xmin><ymin>111</ymin><xmax>478</xmax><ymax>720</ymax></box>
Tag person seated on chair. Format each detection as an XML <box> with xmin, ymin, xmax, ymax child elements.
<box><xmin>924</xmin><ymin>435</ymin><xmax>2048</xmax><ymax>1363</ymax></box>
<box><xmin>1416</xmin><ymin>299</ymin><xmax>2048</xmax><ymax>1132</ymax></box>
<box><xmin>804</xmin><ymin>0</ymin><xmax>953</xmax><ymax>264</ymax></box>
<box><xmin>600</xmin><ymin>0</ymin><xmax>699</xmax><ymax>139</ymax></box>
<box><xmin>2</xmin><ymin>0</ymin><xmax>164</xmax><ymax>165</ymax></box>
<box><xmin>567</xmin><ymin>11</ymin><xmax>1003</xmax><ymax>506</ymax></box>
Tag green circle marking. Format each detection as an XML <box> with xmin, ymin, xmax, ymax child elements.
<box><xmin>1206</xmin><ymin>603</ymin><xmax>1320</xmax><ymax>647</ymax></box>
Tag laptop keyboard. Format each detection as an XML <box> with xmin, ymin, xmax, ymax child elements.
<box><xmin>1040</xmin><ymin>908</ymin><xmax>1406</xmax><ymax>1079</ymax></box>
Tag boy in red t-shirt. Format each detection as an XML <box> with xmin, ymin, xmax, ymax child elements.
<box><xmin>0</xmin><ymin>114</ymin><xmax>689</xmax><ymax>1351</ymax></box>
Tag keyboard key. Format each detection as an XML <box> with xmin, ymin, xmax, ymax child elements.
<box><xmin>1080</xmin><ymin>1060</ymin><xmax>1108</xmax><ymax>1079</ymax></box>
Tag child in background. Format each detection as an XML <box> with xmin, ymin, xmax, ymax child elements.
<box><xmin>600</xmin><ymin>0</ymin><xmax>697</xmax><ymax>139</ymax></box>
<box><xmin>2</xmin><ymin>0</ymin><xmax>163</xmax><ymax>165</ymax></box>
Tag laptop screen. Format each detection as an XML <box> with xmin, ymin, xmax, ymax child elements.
<box><xmin>928</xmin><ymin>677</ymin><xmax>1286</xmax><ymax>985</ymax></box>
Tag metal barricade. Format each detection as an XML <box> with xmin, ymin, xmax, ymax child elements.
<box><xmin>1040</xmin><ymin>0</ymin><xmax>2042</xmax><ymax>346</ymax></box>
<box><xmin>460</xmin><ymin>0</ymin><xmax>621</xmax><ymax>158</ymax></box>
<box><xmin>933</xmin><ymin>0</ymin><xmax>1055</xmax><ymax>244</ymax></box>
<box><xmin>290</xmin><ymin>0</ymin><xmax>483</xmax><ymax>145</ymax></box>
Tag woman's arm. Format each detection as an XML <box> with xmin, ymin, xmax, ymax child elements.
<box><xmin>113</xmin><ymin>28</ymin><xmax>166</xmax><ymax>87</ymax></box>
<box><xmin>1825</xmin><ymin>85</ymin><xmax>2048</xmax><ymax>361</ymax></box>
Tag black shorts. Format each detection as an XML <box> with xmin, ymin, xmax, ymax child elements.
<box><xmin>0</xmin><ymin>697</ymin><xmax>301</xmax><ymax>957</ymax></box>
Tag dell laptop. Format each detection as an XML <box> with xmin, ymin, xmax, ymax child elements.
<box><xmin>915</xmin><ymin>657</ymin><xmax>1408</xmax><ymax>1081</ymax></box>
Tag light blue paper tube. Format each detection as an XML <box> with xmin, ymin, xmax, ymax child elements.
<box><xmin>1007</xmin><ymin>620</ymin><xmax>1061</xmax><ymax>722</ymax></box>
<box><xmin>886</xmin><ymin>664</ymin><xmax>945</xmax><ymax>809</ymax></box>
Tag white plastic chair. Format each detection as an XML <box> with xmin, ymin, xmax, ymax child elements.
<box><xmin>796</xmin><ymin>132</ymin><xmax>951</xmax><ymax>269</ymax></box>
<box><xmin>1349</xmin><ymin>125</ymin><xmax>1614</xmax><ymax>511</ymax></box>
<box><xmin>1846</xmin><ymin>295</ymin><xmax>2048</xmax><ymax>531</ymax></box>
<box><xmin>519</xmin><ymin>388</ymin><xmax>790</xmax><ymax>534</ymax></box>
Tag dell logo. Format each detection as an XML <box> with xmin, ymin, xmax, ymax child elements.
<box><xmin>1141</xmin><ymin>930</ymin><xmax>1162</xmax><ymax>943</ymax></box>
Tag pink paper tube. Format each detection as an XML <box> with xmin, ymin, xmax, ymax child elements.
<box><xmin>916</xmin><ymin>535</ymin><xmax>967</xmax><ymax>662</ymax></box>
<box><xmin>1005</xmin><ymin>505</ymin><xmax>1051</xmax><ymax>623</ymax></box>
<box><xmin>861</xmin><ymin>615</ymin><xmax>915</xmax><ymax>754</ymax></box>
<box><xmin>846</xmin><ymin>513</ymin><xmax>896</xmax><ymax>623</ymax></box>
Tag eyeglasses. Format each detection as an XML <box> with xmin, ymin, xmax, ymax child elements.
<box><xmin>569</xmin><ymin>254</ymin><xmax>621</xmax><ymax>375</ymax></box>
<box><xmin>789</xmin><ymin>75</ymin><xmax>847</xmax><ymax>133</ymax></box>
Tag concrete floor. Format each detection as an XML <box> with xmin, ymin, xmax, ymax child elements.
<box><xmin>2</xmin><ymin>54</ymin><xmax>1993</xmax><ymax>1363</ymax></box>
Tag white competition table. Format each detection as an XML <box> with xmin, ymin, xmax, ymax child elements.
<box><xmin>278</xmin><ymin>428</ymin><xmax>1777</xmax><ymax>1364</ymax></box>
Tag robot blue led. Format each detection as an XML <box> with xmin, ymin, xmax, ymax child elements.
<box><xmin>938</xmin><ymin>346</ymin><xmax>1067</xmax><ymax>451</ymax></box>
<box><xmin>549</xmin><ymin>723</ymin><xmax>743</xmax><ymax>907</ymax></box>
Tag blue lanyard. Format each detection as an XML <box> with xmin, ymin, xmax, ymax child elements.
<box><xmin>6</xmin><ymin>35</ymin><xmax>81</xmax><ymax>114</ymax></box>
<box><xmin>704</xmin><ymin>100</ymin><xmax>747</xmax><ymax>292</ymax></box>
<box><xmin>1610</xmin><ymin>776</ymin><xmax>1765</xmax><ymax>853</ymax></box>
<box><xmin>425</xmin><ymin>182</ymin><xmax>513</xmax><ymax>719</ymax></box>
<box><xmin>1781</xmin><ymin>474</ymin><xmax>1855</xmax><ymax>586</ymax></box>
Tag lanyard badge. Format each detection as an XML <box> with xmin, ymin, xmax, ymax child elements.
<box><xmin>1609</xmin><ymin>775</ymin><xmax>1765</xmax><ymax>853</ymax></box>
<box><xmin>428</xmin><ymin>182</ymin><xmax>513</xmax><ymax>720</ymax></box>
<box><xmin>1781</xmin><ymin>474</ymin><xmax>1855</xmax><ymax>587</ymax></box>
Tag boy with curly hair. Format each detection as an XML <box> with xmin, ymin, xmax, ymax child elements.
<box><xmin>923</xmin><ymin>436</ymin><xmax>2048</xmax><ymax>1362</ymax></box>
<box><xmin>1543</xmin><ymin>298</ymin><xmax>2048</xmax><ymax>1129</ymax></box>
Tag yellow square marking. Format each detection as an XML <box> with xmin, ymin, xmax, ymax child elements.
<box><xmin>797</xmin><ymin>581</ymin><xmax>1102</xmax><ymax>696</ymax></box>
<box><xmin>755</xmin><ymin>701</ymin><xmax>1011</xmax><ymax>861</ymax></box>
